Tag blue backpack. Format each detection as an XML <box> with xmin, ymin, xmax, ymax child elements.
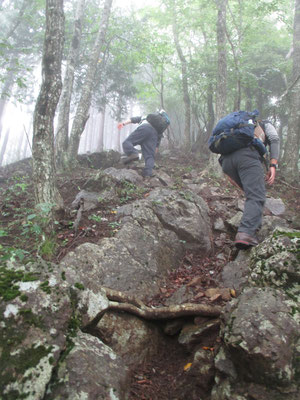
<box><xmin>208</xmin><ymin>109</ymin><xmax>267</xmax><ymax>156</ymax></box>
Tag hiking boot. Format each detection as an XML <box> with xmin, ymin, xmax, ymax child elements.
<box><xmin>143</xmin><ymin>175</ymin><xmax>155</xmax><ymax>187</ymax></box>
<box><xmin>121</xmin><ymin>153</ymin><xmax>139</xmax><ymax>164</ymax></box>
<box><xmin>234</xmin><ymin>232</ymin><xmax>258</xmax><ymax>250</ymax></box>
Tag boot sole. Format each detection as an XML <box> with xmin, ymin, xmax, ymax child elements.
<box><xmin>235</xmin><ymin>240</ymin><xmax>257</xmax><ymax>250</ymax></box>
<box><xmin>122</xmin><ymin>157</ymin><xmax>139</xmax><ymax>165</ymax></box>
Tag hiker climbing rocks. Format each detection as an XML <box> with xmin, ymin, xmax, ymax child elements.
<box><xmin>118</xmin><ymin>110</ymin><xmax>170</xmax><ymax>179</ymax></box>
<box><xmin>209</xmin><ymin>111</ymin><xmax>280</xmax><ymax>250</ymax></box>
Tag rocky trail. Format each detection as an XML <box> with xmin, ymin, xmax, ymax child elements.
<box><xmin>0</xmin><ymin>150</ymin><xmax>299</xmax><ymax>400</ymax></box>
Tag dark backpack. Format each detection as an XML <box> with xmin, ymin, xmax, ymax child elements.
<box><xmin>146</xmin><ymin>111</ymin><xmax>170</xmax><ymax>135</ymax></box>
<box><xmin>208</xmin><ymin>110</ymin><xmax>266</xmax><ymax>156</ymax></box>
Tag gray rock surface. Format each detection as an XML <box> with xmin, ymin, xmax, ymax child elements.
<box><xmin>213</xmin><ymin>228</ymin><xmax>300</xmax><ymax>399</ymax></box>
<box><xmin>46</xmin><ymin>331</ymin><xmax>130</xmax><ymax>400</ymax></box>
<box><xmin>95</xmin><ymin>311</ymin><xmax>163</xmax><ymax>367</ymax></box>
<box><xmin>265</xmin><ymin>197</ymin><xmax>286</xmax><ymax>215</ymax></box>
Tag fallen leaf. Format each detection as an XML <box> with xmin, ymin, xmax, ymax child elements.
<box><xmin>202</xmin><ymin>346</ymin><xmax>214</xmax><ymax>351</ymax></box>
<box><xmin>230</xmin><ymin>289</ymin><xmax>236</xmax><ymax>297</ymax></box>
<box><xmin>204</xmin><ymin>288</ymin><xmax>219</xmax><ymax>297</ymax></box>
<box><xmin>184</xmin><ymin>362</ymin><xmax>192</xmax><ymax>371</ymax></box>
<box><xmin>220</xmin><ymin>288</ymin><xmax>232</xmax><ymax>301</ymax></box>
<box><xmin>137</xmin><ymin>379</ymin><xmax>152</xmax><ymax>385</ymax></box>
<box><xmin>194</xmin><ymin>292</ymin><xmax>205</xmax><ymax>299</ymax></box>
<box><xmin>187</xmin><ymin>276</ymin><xmax>202</xmax><ymax>287</ymax></box>
<box><xmin>210</xmin><ymin>293</ymin><xmax>221</xmax><ymax>302</ymax></box>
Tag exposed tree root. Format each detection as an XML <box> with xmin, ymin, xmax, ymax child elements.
<box><xmin>98</xmin><ymin>287</ymin><xmax>222</xmax><ymax>321</ymax></box>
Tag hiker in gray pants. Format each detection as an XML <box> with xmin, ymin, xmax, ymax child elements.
<box><xmin>220</xmin><ymin>121</ymin><xmax>280</xmax><ymax>249</ymax></box>
<box><xmin>122</xmin><ymin>121</ymin><xmax>158</xmax><ymax>177</ymax></box>
<box><xmin>221</xmin><ymin>147</ymin><xmax>265</xmax><ymax>238</ymax></box>
<box><xmin>118</xmin><ymin>111</ymin><xmax>170</xmax><ymax>179</ymax></box>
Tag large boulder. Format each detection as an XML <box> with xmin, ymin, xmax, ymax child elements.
<box><xmin>219</xmin><ymin>250</ymin><xmax>250</xmax><ymax>294</ymax></box>
<box><xmin>249</xmin><ymin>229</ymin><xmax>300</xmax><ymax>296</ymax></box>
<box><xmin>213</xmin><ymin>229</ymin><xmax>300</xmax><ymax>399</ymax></box>
<box><xmin>94</xmin><ymin>311</ymin><xmax>163</xmax><ymax>367</ymax></box>
<box><xmin>60</xmin><ymin>220</ymin><xmax>184</xmax><ymax>302</ymax></box>
<box><xmin>103</xmin><ymin>167</ymin><xmax>144</xmax><ymax>185</ymax></box>
<box><xmin>118</xmin><ymin>187</ymin><xmax>212</xmax><ymax>252</ymax></box>
<box><xmin>222</xmin><ymin>286</ymin><xmax>298</xmax><ymax>386</ymax></box>
<box><xmin>77</xmin><ymin>150</ymin><xmax>121</xmax><ymax>169</ymax></box>
<box><xmin>46</xmin><ymin>331</ymin><xmax>130</xmax><ymax>400</ymax></box>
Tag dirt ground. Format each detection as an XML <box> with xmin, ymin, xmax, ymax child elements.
<box><xmin>0</xmin><ymin>152</ymin><xmax>299</xmax><ymax>399</ymax></box>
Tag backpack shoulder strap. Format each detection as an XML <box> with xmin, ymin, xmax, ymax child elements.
<box><xmin>254</xmin><ymin>121</ymin><xmax>266</xmax><ymax>143</ymax></box>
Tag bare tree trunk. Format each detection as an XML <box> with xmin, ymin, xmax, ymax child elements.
<box><xmin>16</xmin><ymin>131</ymin><xmax>26</xmax><ymax>161</ymax></box>
<box><xmin>88</xmin><ymin>108</ymin><xmax>95</xmax><ymax>151</ymax></box>
<box><xmin>282</xmin><ymin>0</ymin><xmax>300</xmax><ymax>181</ymax></box>
<box><xmin>96</xmin><ymin>107</ymin><xmax>106</xmax><ymax>152</ymax></box>
<box><xmin>23</xmin><ymin>118</ymin><xmax>33</xmax><ymax>159</ymax></box>
<box><xmin>32</xmin><ymin>0</ymin><xmax>64</xmax><ymax>216</ymax></box>
<box><xmin>0</xmin><ymin>129</ymin><xmax>9</xmax><ymax>166</ymax></box>
<box><xmin>215</xmin><ymin>0</ymin><xmax>228</xmax><ymax>119</ymax></box>
<box><xmin>209</xmin><ymin>0</ymin><xmax>228</xmax><ymax>175</ymax></box>
<box><xmin>66</xmin><ymin>0</ymin><xmax>113</xmax><ymax>166</ymax></box>
<box><xmin>172</xmin><ymin>7</ymin><xmax>191</xmax><ymax>148</ymax></box>
<box><xmin>226</xmin><ymin>0</ymin><xmax>243</xmax><ymax>110</ymax></box>
<box><xmin>55</xmin><ymin>0</ymin><xmax>86</xmax><ymax>168</ymax></box>
<box><xmin>245</xmin><ymin>87</ymin><xmax>253</xmax><ymax>111</ymax></box>
<box><xmin>5</xmin><ymin>0</ymin><xmax>30</xmax><ymax>40</ymax></box>
<box><xmin>191</xmin><ymin>84</ymin><xmax>215</xmax><ymax>158</ymax></box>
<box><xmin>0</xmin><ymin>58</ymin><xmax>17</xmax><ymax>138</ymax></box>
<box><xmin>0</xmin><ymin>0</ymin><xmax>33</xmax><ymax>136</ymax></box>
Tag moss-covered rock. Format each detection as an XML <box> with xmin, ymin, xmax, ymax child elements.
<box><xmin>0</xmin><ymin>260</ymin><xmax>72</xmax><ymax>399</ymax></box>
<box><xmin>213</xmin><ymin>228</ymin><xmax>300</xmax><ymax>399</ymax></box>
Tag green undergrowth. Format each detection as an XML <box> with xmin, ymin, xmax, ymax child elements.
<box><xmin>0</xmin><ymin>266</ymin><xmax>39</xmax><ymax>301</ymax></box>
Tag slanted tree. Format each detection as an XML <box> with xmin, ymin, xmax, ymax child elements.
<box><xmin>0</xmin><ymin>129</ymin><xmax>9</xmax><ymax>166</ymax></box>
<box><xmin>55</xmin><ymin>0</ymin><xmax>86</xmax><ymax>168</ymax></box>
<box><xmin>171</xmin><ymin>1</ymin><xmax>191</xmax><ymax>148</ymax></box>
<box><xmin>282</xmin><ymin>0</ymin><xmax>300</xmax><ymax>181</ymax></box>
<box><xmin>32</xmin><ymin>0</ymin><xmax>64</xmax><ymax>221</ymax></box>
<box><xmin>208</xmin><ymin>0</ymin><xmax>228</xmax><ymax>175</ymax></box>
<box><xmin>66</xmin><ymin>0</ymin><xmax>113</xmax><ymax>167</ymax></box>
<box><xmin>0</xmin><ymin>0</ymin><xmax>44</xmax><ymax>134</ymax></box>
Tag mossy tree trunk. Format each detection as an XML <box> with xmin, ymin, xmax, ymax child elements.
<box><xmin>32</xmin><ymin>0</ymin><xmax>65</xmax><ymax>217</ymax></box>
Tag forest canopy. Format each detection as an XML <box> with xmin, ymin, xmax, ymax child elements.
<box><xmin>0</xmin><ymin>0</ymin><xmax>299</xmax><ymax>182</ymax></box>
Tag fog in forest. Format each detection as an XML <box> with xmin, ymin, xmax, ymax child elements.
<box><xmin>0</xmin><ymin>0</ymin><xmax>299</xmax><ymax>181</ymax></box>
<box><xmin>0</xmin><ymin>100</ymin><xmax>141</xmax><ymax>166</ymax></box>
<box><xmin>0</xmin><ymin>0</ymin><xmax>153</xmax><ymax>167</ymax></box>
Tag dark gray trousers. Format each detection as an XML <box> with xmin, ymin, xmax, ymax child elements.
<box><xmin>122</xmin><ymin>123</ymin><xmax>157</xmax><ymax>177</ymax></box>
<box><xmin>221</xmin><ymin>147</ymin><xmax>265</xmax><ymax>236</ymax></box>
